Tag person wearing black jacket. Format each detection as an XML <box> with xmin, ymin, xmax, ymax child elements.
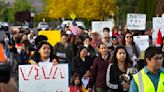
<box><xmin>83</xmin><ymin>36</ymin><xmax>96</xmax><ymax>59</ymax></box>
<box><xmin>106</xmin><ymin>46</ymin><xmax>134</xmax><ymax>92</ymax></box>
<box><xmin>72</xmin><ymin>46</ymin><xmax>93</xmax><ymax>78</ymax></box>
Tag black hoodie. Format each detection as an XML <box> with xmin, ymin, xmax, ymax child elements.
<box><xmin>72</xmin><ymin>46</ymin><xmax>93</xmax><ymax>78</ymax></box>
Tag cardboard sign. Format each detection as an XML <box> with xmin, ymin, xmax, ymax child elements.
<box><xmin>38</xmin><ymin>30</ymin><xmax>61</xmax><ymax>46</ymax></box>
<box><xmin>92</xmin><ymin>21</ymin><xmax>114</xmax><ymax>36</ymax></box>
<box><xmin>19</xmin><ymin>64</ymin><xmax>69</xmax><ymax>92</ymax></box>
<box><xmin>153</xmin><ymin>17</ymin><xmax>164</xmax><ymax>39</ymax></box>
<box><xmin>126</xmin><ymin>13</ymin><xmax>146</xmax><ymax>30</ymax></box>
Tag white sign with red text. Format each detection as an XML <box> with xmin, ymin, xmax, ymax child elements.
<box><xmin>19</xmin><ymin>64</ymin><xmax>69</xmax><ymax>92</ymax></box>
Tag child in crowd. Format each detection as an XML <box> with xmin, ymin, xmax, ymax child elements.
<box><xmin>70</xmin><ymin>73</ymin><xmax>88</xmax><ymax>92</ymax></box>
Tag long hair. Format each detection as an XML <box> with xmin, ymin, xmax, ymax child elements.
<box><xmin>70</xmin><ymin>73</ymin><xmax>82</xmax><ymax>86</ymax></box>
<box><xmin>110</xmin><ymin>45</ymin><xmax>133</xmax><ymax>68</ymax></box>
<box><xmin>31</xmin><ymin>41</ymin><xmax>54</xmax><ymax>63</ymax></box>
<box><xmin>122</xmin><ymin>31</ymin><xmax>135</xmax><ymax>45</ymax></box>
<box><xmin>122</xmin><ymin>31</ymin><xmax>139</xmax><ymax>57</ymax></box>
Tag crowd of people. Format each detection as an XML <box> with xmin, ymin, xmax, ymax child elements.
<box><xmin>0</xmin><ymin>25</ymin><xmax>163</xmax><ymax>92</ymax></box>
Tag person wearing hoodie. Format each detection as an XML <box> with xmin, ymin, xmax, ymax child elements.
<box><xmin>72</xmin><ymin>46</ymin><xmax>93</xmax><ymax>78</ymax></box>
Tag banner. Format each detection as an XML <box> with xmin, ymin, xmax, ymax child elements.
<box><xmin>92</xmin><ymin>21</ymin><xmax>114</xmax><ymax>36</ymax></box>
<box><xmin>38</xmin><ymin>30</ymin><xmax>61</xmax><ymax>46</ymax></box>
<box><xmin>126</xmin><ymin>13</ymin><xmax>146</xmax><ymax>30</ymax></box>
<box><xmin>19</xmin><ymin>64</ymin><xmax>69</xmax><ymax>92</ymax></box>
<box><xmin>153</xmin><ymin>17</ymin><xmax>164</xmax><ymax>39</ymax></box>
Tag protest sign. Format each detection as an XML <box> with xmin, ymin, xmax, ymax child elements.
<box><xmin>133</xmin><ymin>35</ymin><xmax>149</xmax><ymax>52</ymax></box>
<box><xmin>38</xmin><ymin>30</ymin><xmax>61</xmax><ymax>46</ymax></box>
<box><xmin>19</xmin><ymin>64</ymin><xmax>69</xmax><ymax>92</ymax></box>
<box><xmin>153</xmin><ymin>17</ymin><xmax>164</xmax><ymax>39</ymax></box>
<box><xmin>92</xmin><ymin>21</ymin><xmax>114</xmax><ymax>36</ymax></box>
<box><xmin>126</xmin><ymin>13</ymin><xmax>146</xmax><ymax>30</ymax></box>
<box><xmin>133</xmin><ymin>35</ymin><xmax>149</xmax><ymax>59</ymax></box>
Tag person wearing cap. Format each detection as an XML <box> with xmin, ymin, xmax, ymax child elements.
<box><xmin>109</xmin><ymin>36</ymin><xmax>119</xmax><ymax>51</ymax></box>
<box><xmin>112</xmin><ymin>36</ymin><xmax>119</xmax><ymax>45</ymax></box>
<box><xmin>129</xmin><ymin>46</ymin><xmax>164</xmax><ymax>92</ymax></box>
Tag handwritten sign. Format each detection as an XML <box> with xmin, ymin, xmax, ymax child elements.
<box><xmin>126</xmin><ymin>13</ymin><xmax>146</xmax><ymax>30</ymax></box>
<box><xmin>19</xmin><ymin>64</ymin><xmax>69</xmax><ymax>92</ymax></box>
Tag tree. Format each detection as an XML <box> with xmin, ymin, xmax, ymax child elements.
<box><xmin>156</xmin><ymin>0</ymin><xmax>164</xmax><ymax>16</ymax></box>
<box><xmin>14</xmin><ymin>0</ymin><xmax>32</xmax><ymax>11</ymax></box>
<box><xmin>76</xmin><ymin>0</ymin><xmax>100</xmax><ymax>19</ymax></box>
<box><xmin>0</xmin><ymin>1</ymin><xmax>9</xmax><ymax>21</ymax></box>
<box><xmin>44</xmin><ymin>0</ymin><xmax>116</xmax><ymax>20</ymax></box>
<box><xmin>45</xmin><ymin>0</ymin><xmax>67</xmax><ymax>19</ymax></box>
<box><xmin>117</xmin><ymin>0</ymin><xmax>137</xmax><ymax>25</ymax></box>
<box><xmin>136</xmin><ymin>0</ymin><xmax>158</xmax><ymax>20</ymax></box>
<box><xmin>99</xmin><ymin>0</ymin><xmax>116</xmax><ymax>20</ymax></box>
<box><xmin>5</xmin><ymin>0</ymin><xmax>34</xmax><ymax>22</ymax></box>
<box><xmin>7</xmin><ymin>7</ymin><xmax>16</xmax><ymax>22</ymax></box>
<box><xmin>15</xmin><ymin>10</ymin><xmax>31</xmax><ymax>22</ymax></box>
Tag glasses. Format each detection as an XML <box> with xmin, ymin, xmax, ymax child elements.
<box><xmin>112</xmin><ymin>38</ymin><xmax>117</xmax><ymax>40</ymax></box>
<box><xmin>104</xmin><ymin>37</ymin><xmax>110</xmax><ymax>39</ymax></box>
<box><xmin>126</xmin><ymin>36</ymin><xmax>132</xmax><ymax>38</ymax></box>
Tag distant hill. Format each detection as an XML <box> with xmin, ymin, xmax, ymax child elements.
<box><xmin>3</xmin><ymin>0</ymin><xmax>44</xmax><ymax>13</ymax></box>
<box><xmin>27</xmin><ymin>0</ymin><xmax>44</xmax><ymax>12</ymax></box>
<box><xmin>4</xmin><ymin>0</ymin><xmax>14</xmax><ymax>4</ymax></box>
